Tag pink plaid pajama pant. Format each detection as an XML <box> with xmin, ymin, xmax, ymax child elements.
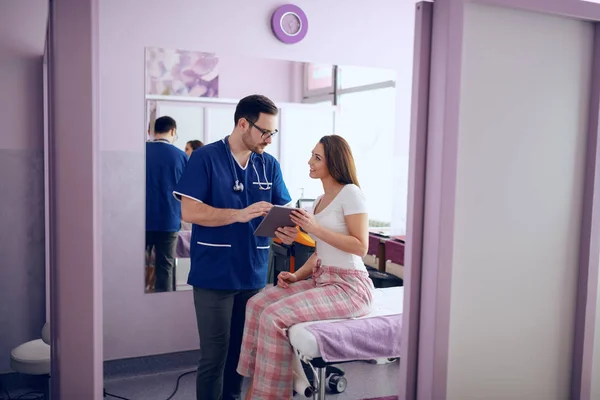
<box><xmin>236</xmin><ymin>263</ymin><xmax>374</xmax><ymax>400</ymax></box>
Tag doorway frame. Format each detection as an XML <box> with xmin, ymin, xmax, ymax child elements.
<box><xmin>409</xmin><ymin>0</ymin><xmax>600</xmax><ymax>399</ymax></box>
<box><xmin>399</xmin><ymin>3</ymin><xmax>433</xmax><ymax>399</ymax></box>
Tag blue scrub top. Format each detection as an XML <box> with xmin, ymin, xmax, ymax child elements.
<box><xmin>173</xmin><ymin>138</ymin><xmax>292</xmax><ymax>290</ymax></box>
<box><xmin>146</xmin><ymin>141</ymin><xmax>188</xmax><ymax>232</ymax></box>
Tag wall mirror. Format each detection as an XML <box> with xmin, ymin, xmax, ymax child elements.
<box><xmin>143</xmin><ymin>47</ymin><xmax>400</xmax><ymax>293</ymax></box>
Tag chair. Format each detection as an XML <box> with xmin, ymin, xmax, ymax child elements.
<box><xmin>10</xmin><ymin>322</ymin><xmax>51</xmax><ymax>399</ymax></box>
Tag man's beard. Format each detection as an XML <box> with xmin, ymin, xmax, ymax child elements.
<box><xmin>242</xmin><ymin>128</ymin><xmax>267</xmax><ymax>154</ymax></box>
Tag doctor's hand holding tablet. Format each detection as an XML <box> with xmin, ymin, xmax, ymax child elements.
<box><xmin>239</xmin><ymin>201</ymin><xmax>298</xmax><ymax>244</ymax></box>
<box><xmin>275</xmin><ymin>226</ymin><xmax>298</xmax><ymax>244</ymax></box>
<box><xmin>253</xmin><ymin>203</ymin><xmax>302</xmax><ymax>245</ymax></box>
<box><xmin>273</xmin><ymin>208</ymin><xmax>317</xmax><ymax>244</ymax></box>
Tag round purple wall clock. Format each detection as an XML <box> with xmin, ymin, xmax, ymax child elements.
<box><xmin>271</xmin><ymin>4</ymin><xmax>308</xmax><ymax>44</ymax></box>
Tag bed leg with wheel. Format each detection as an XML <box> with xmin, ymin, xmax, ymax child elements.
<box><xmin>317</xmin><ymin>367</ymin><xmax>327</xmax><ymax>399</ymax></box>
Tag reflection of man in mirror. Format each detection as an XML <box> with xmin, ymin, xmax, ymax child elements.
<box><xmin>173</xmin><ymin>95</ymin><xmax>294</xmax><ymax>400</ymax></box>
<box><xmin>185</xmin><ymin>139</ymin><xmax>204</xmax><ymax>157</ymax></box>
<box><xmin>146</xmin><ymin>120</ymin><xmax>153</xmax><ymax>142</ymax></box>
<box><xmin>145</xmin><ymin>116</ymin><xmax>188</xmax><ymax>292</ymax></box>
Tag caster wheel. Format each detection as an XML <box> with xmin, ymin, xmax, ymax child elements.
<box><xmin>327</xmin><ymin>374</ymin><xmax>347</xmax><ymax>394</ymax></box>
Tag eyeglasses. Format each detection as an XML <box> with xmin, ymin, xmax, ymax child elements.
<box><xmin>247</xmin><ymin>120</ymin><xmax>278</xmax><ymax>139</ymax></box>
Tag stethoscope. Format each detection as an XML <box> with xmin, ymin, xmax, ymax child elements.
<box><xmin>222</xmin><ymin>136</ymin><xmax>271</xmax><ymax>192</ymax></box>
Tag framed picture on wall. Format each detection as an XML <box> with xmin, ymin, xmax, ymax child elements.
<box><xmin>145</xmin><ymin>47</ymin><xmax>219</xmax><ymax>98</ymax></box>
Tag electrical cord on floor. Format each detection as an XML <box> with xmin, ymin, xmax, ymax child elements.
<box><xmin>14</xmin><ymin>393</ymin><xmax>43</xmax><ymax>400</ymax></box>
<box><xmin>0</xmin><ymin>378</ymin><xmax>43</xmax><ymax>400</ymax></box>
<box><xmin>104</xmin><ymin>369</ymin><xmax>195</xmax><ymax>400</ymax></box>
<box><xmin>0</xmin><ymin>390</ymin><xmax>44</xmax><ymax>400</ymax></box>
<box><xmin>103</xmin><ymin>389</ymin><xmax>130</xmax><ymax>400</ymax></box>
<box><xmin>0</xmin><ymin>382</ymin><xmax>9</xmax><ymax>400</ymax></box>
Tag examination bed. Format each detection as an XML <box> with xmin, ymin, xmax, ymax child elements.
<box><xmin>288</xmin><ymin>286</ymin><xmax>404</xmax><ymax>399</ymax></box>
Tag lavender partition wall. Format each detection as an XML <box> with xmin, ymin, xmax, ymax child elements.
<box><xmin>399</xmin><ymin>3</ymin><xmax>433</xmax><ymax>400</ymax></box>
<box><xmin>415</xmin><ymin>0</ymin><xmax>600</xmax><ymax>399</ymax></box>
<box><xmin>575</xmin><ymin>24</ymin><xmax>600</xmax><ymax>400</ymax></box>
<box><xmin>49</xmin><ymin>0</ymin><xmax>103</xmax><ymax>398</ymax></box>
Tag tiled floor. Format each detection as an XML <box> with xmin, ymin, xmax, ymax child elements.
<box><xmin>104</xmin><ymin>360</ymin><xmax>400</xmax><ymax>400</ymax></box>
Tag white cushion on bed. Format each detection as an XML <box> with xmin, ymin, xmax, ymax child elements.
<box><xmin>288</xmin><ymin>286</ymin><xmax>405</xmax><ymax>360</ymax></box>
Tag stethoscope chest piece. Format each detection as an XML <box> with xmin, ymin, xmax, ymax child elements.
<box><xmin>233</xmin><ymin>180</ymin><xmax>244</xmax><ymax>192</ymax></box>
<box><xmin>223</xmin><ymin>136</ymin><xmax>270</xmax><ymax>193</ymax></box>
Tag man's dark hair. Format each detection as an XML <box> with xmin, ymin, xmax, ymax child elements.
<box><xmin>234</xmin><ymin>95</ymin><xmax>278</xmax><ymax>126</ymax></box>
<box><xmin>154</xmin><ymin>116</ymin><xmax>177</xmax><ymax>134</ymax></box>
<box><xmin>187</xmin><ymin>140</ymin><xmax>204</xmax><ymax>150</ymax></box>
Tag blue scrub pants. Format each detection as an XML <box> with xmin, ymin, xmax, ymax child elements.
<box><xmin>193</xmin><ymin>287</ymin><xmax>261</xmax><ymax>400</ymax></box>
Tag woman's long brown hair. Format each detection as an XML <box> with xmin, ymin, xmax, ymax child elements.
<box><xmin>319</xmin><ymin>135</ymin><xmax>360</xmax><ymax>187</ymax></box>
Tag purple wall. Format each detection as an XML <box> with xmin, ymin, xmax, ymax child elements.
<box><xmin>50</xmin><ymin>0</ymin><xmax>103</xmax><ymax>398</ymax></box>
<box><xmin>217</xmin><ymin>55</ymin><xmax>303</xmax><ymax>102</ymax></box>
<box><xmin>0</xmin><ymin>0</ymin><xmax>48</xmax><ymax>374</ymax></box>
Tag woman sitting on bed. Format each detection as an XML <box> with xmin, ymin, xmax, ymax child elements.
<box><xmin>237</xmin><ymin>134</ymin><xmax>374</xmax><ymax>400</ymax></box>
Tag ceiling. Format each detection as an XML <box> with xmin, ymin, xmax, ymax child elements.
<box><xmin>0</xmin><ymin>0</ymin><xmax>49</xmax><ymax>57</ymax></box>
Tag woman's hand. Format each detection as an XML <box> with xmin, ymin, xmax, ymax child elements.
<box><xmin>277</xmin><ymin>271</ymin><xmax>298</xmax><ymax>289</ymax></box>
<box><xmin>290</xmin><ymin>208</ymin><xmax>319</xmax><ymax>234</ymax></box>
<box><xmin>275</xmin><ymin>226</ymin><xmax>298</xmax><ymax>245</ymax></box>
<box><xmin>311</xmin><ymin>256</ymin><xmax>322</xmax><ymax>278</ymax></box>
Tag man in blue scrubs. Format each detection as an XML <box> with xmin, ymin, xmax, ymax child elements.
<box><xmin>174</xmin><ymin>95</ymin><xmax>293</xmax><ymax>400</ymax></box>
<box><xmin>146</xmin><ymin>116</ymin><xmax>188</xmax><ymax>292</ymax></box>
